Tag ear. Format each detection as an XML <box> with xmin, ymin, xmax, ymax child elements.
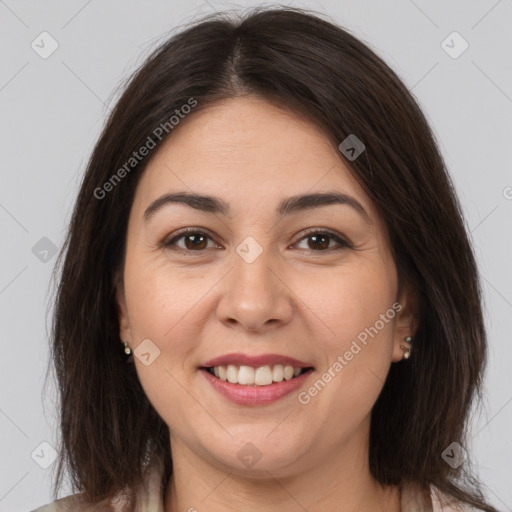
<box><xmin>116</xmin><ymin>281</ymin><xmax>133</xmax><ymax>345</ymax></box>
<box><xmin>391</xmin><ymin>283</ymin><xmax>419</xmax><ymax>363</ymax></box>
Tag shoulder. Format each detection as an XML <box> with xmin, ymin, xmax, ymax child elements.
<box><xmin>29</xmin><ymin>456</ymin><xmax>165</xmax><ymax>512</ymax></box>
<box><xmin>29</xmin><ymin>493</ymin><xmax>96</xmax><ymax>512</ymax></box>
<box><xmin>401</xmin><ymin>480</ymin><xmax>483</xmax><ymax>512</ymax></box>
<box><xmin>29</xmin><ymin>492</ymin><xmax>132</xmax><ymax>512</ymax></box>
<box><xmin>430</xmin><ymin>485</ymin><xmax>483</xmax><ymax>512</ymax></box>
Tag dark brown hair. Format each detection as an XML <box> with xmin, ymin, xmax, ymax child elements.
<box><xmin>46</xmin><ymin>6</ymin><xmax>497</xmax><ymax>511</ymax></box>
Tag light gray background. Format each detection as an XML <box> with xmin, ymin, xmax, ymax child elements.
<box><xmin>0</xmin><ymin>1</ymin><xmax>511</xmax><ymax>510</ymax></box>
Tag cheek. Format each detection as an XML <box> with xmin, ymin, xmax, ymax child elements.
<box><xmin>296</xmin><ymin>268</ymin><xmax>397</xmax><ymax>440</ymax></box>
<box><xmin>295</xmin><ymin>259</ymin><xmax>398</xmax><ymax>422</ymax></box>
<box><xmin>124</xmin><ymin>249</ymin><xmax>205</xmax><ymax>340</ymax></box>
<box><xmin>123</xmin><ymin>257</ymin><xmax>207</xmax><ymax>428</ymax></box>
<box><xmin>296</xmin><ymin>258</ymin><xmax>397</xmax><ymax>352</ymax></box>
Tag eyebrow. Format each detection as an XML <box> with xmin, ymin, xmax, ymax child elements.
<box><xmin>143</xmin><ymin>191</ymin><xmax>371</xmax><ymax>223</ymax></box>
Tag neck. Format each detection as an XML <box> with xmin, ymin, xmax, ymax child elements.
<box><xmin>164</xmin><ymin>422</ymin><xmax>401</xmax><ymax>512</ymax></box>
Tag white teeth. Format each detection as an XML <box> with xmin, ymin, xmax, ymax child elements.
<box><xmin>272</xmin><ymin>364</ymin><xmax>284</xmax><ymax>382</ymax></box>
<box><xmin>283</xmin><ymin>365</ymin><xmax>294</xmax><ymax>380</ymax></box>
<box><xmin>238</xmin><ymin>365</ymin><xmax>255</xmax><ymax>385</ymax></box>
<box><xmin>227</xmin><ymin>365</ymin><xmax>238</xmax><ymax>383</ymax></box>
<box><xmin>208</xmin><ymin>364</ymin><xmax>308</xmax><ymax>386</ymax></box>
<box><xmin>255</xmin><ymin>365</ymin><xmax>273</xmax><ymax>386</ymax></box>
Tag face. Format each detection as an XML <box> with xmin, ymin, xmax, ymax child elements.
<box><xmin>117</xmin><ymin>96</ymin><xmax>415</xmax><ymax>477</ymax></box>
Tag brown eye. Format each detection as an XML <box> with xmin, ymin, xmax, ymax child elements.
<box><xmin>307</xmin><ymin>233</ymin><xmax>330</xmax><ymax>250</ymax></box>
<box><xmin>295</xmin><ymin>230</ymin><xmax>351</xmax><ymax>252</ymax></box>
<box><xmin>182</xmin><ymin>233</ymin><xmax>208</xmax><ymax>250</ymax></box>
<box><xmin>163</xmin><ymin>228</ymin><xmax>351</xmax><ymax>254</ymax></box>
<box><xmin>163</xmin><ymin>230</ymin><xmax>215</xmax><ymax>252</ymax></box>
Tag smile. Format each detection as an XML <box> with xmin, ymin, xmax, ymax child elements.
<box><xmin>205</xmin><ymin>364</ymin><xmax>312</xmax><ymax>386</ymax></box>
<box><xmin>200</xmin><ymin>366</ymin><xmax>315</xmax><ymax>406</ymax></box>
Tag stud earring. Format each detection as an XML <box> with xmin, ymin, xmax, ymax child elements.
<box><xmin>400</xmin><ymin>336</ymin><xmax>413</xmax><ymax>360</ymax></box>
<box><xmin>123</xmin><ymin>341</ymin><xmax>132</xmax><ymax>355</ymax></box>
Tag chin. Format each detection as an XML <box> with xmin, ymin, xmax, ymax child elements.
<box><xmin>201</xmin><ymin>427</ymin><xmax>310</xmax><ymax>475</ymax></box>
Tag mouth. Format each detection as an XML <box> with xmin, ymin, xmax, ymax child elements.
<box><xmin>201</xmin><ymin>364</ymin><xmax>315</xmax><ymax>387</ymax></box>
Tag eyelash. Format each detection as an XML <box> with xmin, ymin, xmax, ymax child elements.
<box><xmin>162</xmin><ymin>227</ymin><xmax>353</xmax><ymax>254</ymax></box>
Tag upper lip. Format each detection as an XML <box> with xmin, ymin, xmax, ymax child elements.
<box><xmin>202</xmin><ymin>353</ymin><xmax>314</xmax><ymax>369</ymax></box>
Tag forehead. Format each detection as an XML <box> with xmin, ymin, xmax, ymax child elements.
<box><xmin>133</xmin><ymin>96</ymin><xmax>377</xmax><ymax>221</ymax></box>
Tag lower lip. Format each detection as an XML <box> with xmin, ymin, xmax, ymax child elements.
<box><xmin>200</xmin><ymin>368</ymin><xmax>314</xmax><ymax>406</ymax></box>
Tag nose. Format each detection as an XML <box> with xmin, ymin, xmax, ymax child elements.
<box><xmin>215</xmin><ymin>243</ymin><xmax>294</xmax><ymax>333</ymax></box>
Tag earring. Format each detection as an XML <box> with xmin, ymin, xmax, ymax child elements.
<box><xmin>123</xmin><ymin>341</ymin><xmax>132</xmax><ymax>355</ymax></box>
<box><xmin>400</xmin><ymin>336</ymin><xmax>413</xmax><ymax>360</ymax></box>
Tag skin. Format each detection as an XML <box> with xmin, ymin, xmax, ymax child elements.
<box><xmin>117</xmin><ymin>96</ymin><xmax>417</xmax><ymax>512</ymax></box>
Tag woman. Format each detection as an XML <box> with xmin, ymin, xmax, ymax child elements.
<box><xmin>32</xmin><ymin>6</ymin><xmax>497</xmax><ymax>512</ymax></box>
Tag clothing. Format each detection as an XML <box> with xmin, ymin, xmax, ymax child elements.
<box><xmin>30</xmin><ymin>456</ymin><xmax>478</xmax><ymax>512</ymax></box>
